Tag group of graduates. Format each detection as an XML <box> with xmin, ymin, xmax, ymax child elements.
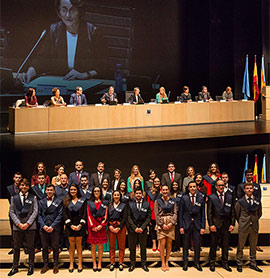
<box><xmin>6</xmin><ymin>160</ymin><xmax>263</xmax><ymax>276</ymax></box>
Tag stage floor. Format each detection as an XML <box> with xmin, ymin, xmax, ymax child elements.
<box><xmin>2</xmin><ymin>119</ymin><xmax>270</xmax><ymax>150</ymax></box>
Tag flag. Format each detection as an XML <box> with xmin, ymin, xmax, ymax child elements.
<box><xmin>261</xmin><ymin>154</ymin><xmax>266</xmax><ymax>183</ymax></box>
<box><xmin>253</xmin><ymin>154</ymin><xmax>258</xmax><ymax>183</ymax></box>
<box><xmin>261</xmin><ymin>55</ymin><xmax>266</xmax><ymax>95</ymax></box>
<box><xmin>242</xmin><ymin>154</ymin><xmax>248</xmax><ymax>183</ymax></box>
<box><xmin>253</xmin><ymin>55</ymin><xmax>259</xmax><ymax>103</ymax></box>
<box><xmin>242</xmin><ymin>55</ymin><xmax>250</xmax><ymax>100</ymax></box>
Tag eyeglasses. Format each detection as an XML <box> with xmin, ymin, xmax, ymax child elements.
<box><xmin>60</xmin><ymin>7</ymin><xmax>78</xmax><ymax>16</ymax></box>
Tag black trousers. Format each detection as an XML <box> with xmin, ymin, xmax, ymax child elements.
<box><xmin>34</xmin><ymin>222</ymin><xmax>42</xmax><ymax>249</ymax></box>
<box><xmin>58</xmin><ymin>219</ymin><xmax>68</xmax><ymax>249</ymax></box>
<box><xmin>149</xmin><ymin>219</ymin><xmax>157</xmax><ymax>241</ymax></box>
<box><xmin>13</xmin><ymin>230</ymin><xmax>35</xmax><ymax>268</ymax></box>
<box><xmin>40</xmin><ymin>229</ymin><xmax>60</xmax><ymax>266</ymax></box>
<box><xmin>128</xmin><ymin>229</ymin><xmax>147</xmax><ymax>266</ymax></box>
<box><xmin>172</xmin><ymin>223</ymin><xmax>181</xmax><ymax>251</ymax></box>
<box><xmin>209</xmin><ymin>226</ymin><xmax>230</xmax><ymax>265</ymax></box>
<box><xmin>183</xmin><ymin>222</ymin><xmax>201</xmax><ymax>264</ymax></box>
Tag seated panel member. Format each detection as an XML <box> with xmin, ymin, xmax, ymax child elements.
<box><xmin>38</xmin><ymin>184</ymin><xmax>63</xmax><ymax>274</ymax></box>
<box><xmin>128</xmin><ymin>188</ymin><xmax>151</xmax><ymax>272</ymax></box>
<box><xmin>197</xmin><ymin>86</ymin><xmax>213</xmax><ymax>102</ymax></box>
<box><xmin>235</xmin><ymin>184</ymin><xmax>263</xmax><ymax>273</ymax></box>
<box><xmin>179</xmin><ymin>181</ymin><xmax>205</xmax><ymax>272</ymax></box>
<box><xmin>129</xmin><ymin>87</ymin><xmax>144</xmax><ymax>104</ymax></box>
<box><xmin>8</xmin><ymin>179</ymin><xmax>38</xmax><ymax>276</ymax></box>
<box><xmin>51</xmin><ymin>87</ymin><xmax>67</xmax><ymax>106</ymax></box>
<box><xmin>69</xmin><ymin>160</ymin><xmax>90</xmax><ymax>186</ymax></box>
<box><xmin>69</xmin><ymin>86</ymin><xmax>87</xmax><ymax>105</ymax></box>
<box><xmin>25</xmin><ymin>88</ymin><xmax>38</xmax><ymax>108</ymax></box>
<box><xmin>222</xmin><ymin>86</ymin><xmax>233</xmax><ymax>101</ymax></box>
<box><xmin>156</xmin><ymin>86</ymin><xmax>168</xmax><ymax>103</ymax></box>
<box><xmin>207</xmin><ymin>179</ymin><xmax>235</xmax><ymax>272</ymax></box>
<box><xmin>180</xmin><ymin>86</ymin><xmax>192</xmax><ymax>102</ymax></box>
<box><xmin>101</xmin><ymin>86</ymin><xmax>118</xmax><ymax>104</ymax></box>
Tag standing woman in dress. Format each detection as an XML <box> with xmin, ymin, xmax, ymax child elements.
<box><xmin>108</xmin><ymin>190</ymin><xmax>128</xmax><ymax>271</ymax></box>
<box><xmin>31</xmin><ymin>162</ymin><xmax>50</xmax><ymax>186</ymax></box>
<box><xmin>127</xmin><ymin>165</ymin><xmax>144</xmax><ymax>192</ymax></box>
<box><xmin>87</xmin><ymin>186</ymin><xmax>109</xmax><ymax>271</ymax></box>
<box><xmin>154</xmin><ymin>184</ymin><xmax>177</xmax><ymax>271</ymax></box>
<box><xmin>63</xmin><ymin>184</ymin><xmax>87</xmax><ymax>273</ymax></box>
<box><xmin>203</xmin><ymin>163</ymin><xmax>221</xmax><ymax>196</ymax></box>
<box><xmin>146</xmin><ymin>177</ymin><xmax>161</xmax><ymax>251</ymax></box>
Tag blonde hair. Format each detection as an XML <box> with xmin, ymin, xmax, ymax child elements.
<box><xmin>159</xmin><ymin>87</ymin><xmax>167</xmax><ymax>99</ymax></box>
<box><xmin>130</xmin><ymin>165</ymin><xmax>143</xmax><ymax>181</ymax></box>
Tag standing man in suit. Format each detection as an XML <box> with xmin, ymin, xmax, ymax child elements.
<box><xmin>79</xmin><ymin>175</ymin><xmax>92</xmax><ymax>200</ymax></box>
<box><xmin>179</xmin><ymin>181</ymin><xmax>205</xmax><ymax>271</ymax></box>
<box><xmin>101</xmin><ymin>86</ymin><xmax>118</xmax><ymax>104</ymax></box>
<box><xmin>7</xmin><ymin>172</ymin><xmax>22</xmax><ymax>255</ymax></box>
<box><xmin>38</xmin><ymin>184</ymin><xmax>63</xmax><ymax>274</ymax></box>
<box><xmin>207</xmin><ymin>179</ymin><xmax>235</xmax><ymax>272</ymax></box>
<box><xmin>161</xmin><ymin>162</ymin><xmax>182</xmax><ymax>190</ymax></box>
<box><xmin>90</xmin><ymin>161</ymin><xmax>110</xmax><ymax>187</ymax></box>
<box><xmin>8</xmin><ymin>178</ymin><xmax>38</xmax><ymax>276</ymax></box>
<box><xmin>235</xmin><ymin>184</ymin><xmax>263</xmax><ymax>272</ymax></box>
<box><xmin>221</xmin><ymin>172</ymin><xmax>236</xmax><ymax>201</ymax></box>
<box><xmin>127</xmin><ymin>188</ymin><xmax>151</xmax><ymax>272</ymax></box>
<box><xmin>69</xmin><ymin>86</ymin><xmax>87</xmax><ymax>105</ymax></box>
<box><xmin>68</xmin><ymin>160</ymin><xmax>90</xmax><ymax>186</ymax></box>
<box><xmin>128</xmin><ymin>87</ymin><xmax>144</xmax><ymax>104</ymax></box>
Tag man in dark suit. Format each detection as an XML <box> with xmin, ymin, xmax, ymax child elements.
<box><xmin>101</xmin><ymin>86</ymin><xmax>118</xmax><ymax>104</ymax></box>
<box><xmin>7</xmin><ymin>172</ymin><xmax>22</xmax><ymax>255</ymax></box>
<box><xmin>90</xmin><ymin>161</ymin><xmax>110</xmax><ymax>187</ymax></box>
<box><xmin>197</xmin><ymin>86</ymin><xmax>213</xmax><ymax>101</ymax></box>
<box><xmin>69</xmin><ymin>86</ymin><xmax>87</xmax><ymax>105</ymax></box>
<box><xmin>161</xmin><ymin>162</ymin><xmax>182</xmax><ymax>190</ymax></box>
<box><xmin>179</xmin><ymin>181</ymin><xmax>205</xmax><ymax>271</ymax></box>
<box><xmin>79</xmin><ymin>175</ymin><xmax>92</xmax><ymax>200</ymax></box>
<box><xmin>207</xmin><ymin>179</ymin><xmax>235</xmax><ymax>272</ymax></box>
<box><xmin>221</xmin><ymin>172</ymin><xmax>236</xmax><ymax>201</ymax></box>
<box><xmin>235</xmin><ymin>184</ymin><xmax>263</xmax><ymax>273</ymax></box>
<box><xmin>128</xmin><ymin>87</ymin><xmax>144</xmax><ymax>104</ymax></box>
<box><xmin>68</xmin><ymin>160</ymin><xmax>90</xmax><ymax>186</ymax></box>
<box><xmin>127</xmin><ymin>188</ymin><xmax>151</xmax><ymax>272</ymax></box>
<box><xmin>8</xmin><ymin>178</ymin><xmax>38</xmax><ymax>276</ymax></box>
<box><xmin>38</xmin><ymin>184</ymin><xmax>63</xmax><ymax>274</ymax></box>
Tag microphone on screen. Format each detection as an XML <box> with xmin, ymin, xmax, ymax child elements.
<box><xmin>15</xmin><ymin>30</ymin><xmax>47</xmax><ymax>80</ymax></box>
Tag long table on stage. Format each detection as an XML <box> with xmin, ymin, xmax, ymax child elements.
<box><xmin>9</xmin><ymin>101</ymin><xmax>254</xmax><ymax>134</ymax></box>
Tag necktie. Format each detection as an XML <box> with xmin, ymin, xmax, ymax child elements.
<box><xmin>98</xmin><ymin>173</ymin><xmax>103</xmax><ymax>184</ymax></box>
<box><xmin>23</xmin><ymin>194</ymin><xmax>26</xmax><ymax>205</ymax></box>
<box><xmin>170</xmin><ymin>173</ymin><xmax>174</xmax><ymax>183</ymax></box>
<box><xmin>78</xmin><ymin>95</ymin><xmax>81</xmax><ymax>105</ymax></box>
<box><xmin>248</xmin><ymin>197</ymin><xmax>252</xmax><ymax>206</ymax></box>
<box><xmin>138</xmin><ymin>202</ymin><xmax>141</xmax><ymax>211</ymax></box>
<box><xmin>191</xmin><ymin>194</ymin><xmax>195</xmax><ymax>206</ymax></box>
<box><xmin>47</xmin><ymin>196</ymin><xmax>53</xmax><ymax>201</ymax></box>
<box><xmin>219</xmin><ymin>193</ymin><xmax>224</xmax><ymax>206</ymax></box>
<box><xmin>77</xmin><ymin>172</ymin><xmax>81</xmax><ymax>183</ymax></box>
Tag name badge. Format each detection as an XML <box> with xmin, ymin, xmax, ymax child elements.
<box><xmin>124</xmin><ymin>196</ymin><xmax>129</xmax><ymax>199</ymax></box>
<box><xmin>253</xmin><ymin>186</ymin><xmax>258</xmax><ymax>190</ymax></box>
<box><xmin>116</xmin><ymin>207</ymin><xmax>122</xmax><ymax>212</ymax></box>
<box><xmin>101</xmin><ymin>203</ymin><xmax>107</xmax><ymax>209</ymax></box>
<box><xmin>141</xmin><ymin>207</ymin><xmax>147</xmax><ymax>212</ymax></box>
<box><xmin>107</xmin><ymin>192</ymin><xmax>112</xmax><ymax>195</ymax></box>
<box><xmin>195</xmin><ymin>202</ymin><xmax>201</xmax><ymax>207</ymax></box>
<box><xmin>254</xmin><ymin>200</ymin><xmax>260</xmax><ymax>205</ymax></box>
<box><xmin>228</xmin><ymin>188</ymin><xmax>233</xmax><ymax>192</ymax></box>
<box><xmin>169</xmin><ymin>200</ymin><xmax>175</xmax><ymax>205</ymax></box>
<box><xmin>25</xmin><ymin>199</ymin><xmax>33</xmax><ymax>204</ymax></box>
<box><xmin>225</xmin><ymin>203</ymin><xmax>231</xmax><ymax>207</ymax></box>
<box><xmin>52</xmin><ymin>202</ymin><xmax>59</xmax><ymax>207</ymax></box>
<box><xmin>78</xmin><ymin>199</ymin><xmax>84</xmax><ymax>203</ymax></box>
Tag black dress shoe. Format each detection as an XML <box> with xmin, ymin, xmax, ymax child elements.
<box><xmin>223</xmin><ymin>264</ymin><xmax>232</xmax><ymax>272</ymax></box>
<box><xmin>97</xmin><ymin>268</ymin><xmax>102</xmax><ymax>272</ymax></box>
<box><xmin>8</xmin><ymin>268</ymin><xmax>18</xmax><ymax>276</ymax></box>
<box><xmin>68</xmin><ymin>268</ymin><xmax>74</xmax><ymax>273</ymax></box>
<box><xmin>27</xmin><ymin>266</ymin><xmax>34</xmax><ymax>276</ymax></box>
<box><xmin>119</xmin><ymin>264</ymin><xmax>124</xmax><ymax>271</ymax></box>
<box><xmin>77</xmin><ymin>268</ymin><xmax>83</xmax><ymax>273</ymax></box>
<box><xmin>183</xmin><ymin>262</ymin><xmax>188</xmax><ymax>271</ymax></box>
<box><xmin>142</xmin><ymin>265</ymin><xmax>149</xmax><ymax>272</ymax></box>
<box><xmin>194</xmin><ymin>264</ymin><xmax>202</xmax><ymax>271</ymax></box>
<box><xmin>250</xmin><ymin>265</ymin><xmax>263</xmax><ymax>272</ymax></box>
<box><xmin>8</xmin><ymin>249</ymin><xmax>14</xmax><ymax>255</ymax></box>
<box><xmin>128</xmin><ymin>265</ymin><xmax>135</xmax><ymax>272</ymax></box>
<box><xmin>109</xmin><ymin>264</ymin><xmax>115</xmax><ymax>271</ymax></box>
<box><xmin>210</xmin><ymin>264</ymin><xmax>215</xmax><ymax>272</ymax></box>
<box><xmin>93</xmin><ymin>268</ymin><xmax>97</xmax><ymax>272</ymax></box>
<box><xmin>237</xmin><ymin>265</ymin><xmax>242</xmax><ymax>272</ymax></box>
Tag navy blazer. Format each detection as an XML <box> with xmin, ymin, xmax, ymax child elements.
<box><xmin>55</xmin><ymin>185</ymin><xmax>69</xmax><ymax>200</ymax></box>
<box><xmin>69</xmin><ymin>93</ymin><xmax>87</xmax><ymax>105</ymax></box>
<box><xmin>32</xmin><ymin>184</ymin><xmax>47</xmax><ymax>200</ymax></box>
<box><xmin>179</xmin><ymin>192</ymin><xmax>206</xmax><ymax>231</ymax></box>
<box><xmin>68</xmin><ymin>171</ymin><xmax>90</xmax><ymax>186</ymax></box>
<box><xmin>237</xmin><ymin>182</ymin><xmax>261</xmax><ymax>200</ymax></box>
<box><xmin>38</xmin><ymin>197</ymin><xmax>63</xmax><ymax>231</ymax></box>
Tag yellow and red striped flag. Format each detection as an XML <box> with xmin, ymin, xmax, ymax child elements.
<box><xmin>253</xmin><ymin>56</ymin><xmax>259</xmax><ymax>103</ymax></box>
<box><xmin>253</xmin><ymin>154</ymin><xmax>258</xmax><ymax>183</ymax></box>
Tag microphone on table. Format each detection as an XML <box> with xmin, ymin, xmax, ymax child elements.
<box><xmin>15</xmin><ymin>30</ymin><xmax>47</xmax><ymax>80</ymax></box>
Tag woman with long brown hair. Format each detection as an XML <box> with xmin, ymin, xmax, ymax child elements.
<box><xmin>31</xmin><ymin>162</ymin><xmax>50</xmax><ymax>186</ymax></box>
<box><xmin>203</xmin><ymin>163</ymin><xmax>221</xmax><ymax>196</ymax></box>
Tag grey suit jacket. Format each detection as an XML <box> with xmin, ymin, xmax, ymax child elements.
<box><xmin>90</xmin><ymin>172</ymin><xmax>110</xmax><ymax>187</ymax></box>
<box><xmin>161</xmin><ymin>172</ymin><xmax>182</xmax><ymax>190</ymax></box>
<box><xmin>9</xmin><ymin>195</ymin><xmax>38</xmax><ymax>231</ymax></box>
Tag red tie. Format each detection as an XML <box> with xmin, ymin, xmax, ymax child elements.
<box><xmin>170</xmin><ymin>173</ymin><xmax>174</xmax><ymax>183</ymax></box>
<box><xmin>78</xmin><ymin>96</ymin><xmax>81</xmax><ymax>105</ymax></box>
<box><xmin>47</xmin><ymin>196</ymin><xmax>53</xmax><ymax>201</ymax></box>
<box><xmin>192</xmin><ymin>194</ymin><xmax>195</xmax><ymax>206</ymax></box>
<box><xmin>77</xmin><ymin>172</ymin><xmax>81</xmax><ymax>183</ymax></box>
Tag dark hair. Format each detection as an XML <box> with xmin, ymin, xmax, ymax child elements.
<box><xmin>134</xmin><ymin>179</ymin><xmax>143</xmax><ymax>191</ymax></box>
<box><xmin>54</xmin><ymin>164</ymin><xmax>65</xmax><ymax>173</ymax></box>
<box><xmin>221</xmin><ymin>172</ymin><xmax>228</xmax><ymax>177</ymax></box>
<box><xmin>110</xmin><ymin>190</ymin><xmax>122</xmax><ymax>204</ymax></box>
<box><xmin>188</xmin><ymin>181</ymin><xmax>196</xmax><ymax>187</ymax></box>
<box><xmin>168</xmin><ymin>162</ymin><xmax>175</xmax><ymax>167</ymax></box>
<box><xmin>80</xmin><ymin>175</ymin><xmax>88</xmax><ymax>180</ymax></box>
<box><xmin>26</xmin><ymin>88</ymin><xmax>35</xmax><ymax>99</ymax></box>
<box><xmin>161</xmin><ymin>184</ymin><xmax>169</xmax><ymax>189</ymax></box>
<box><xmin>148</xmin><ymin>169</ymin><xmax>156</xmax><ymax>177</ymax></box>
<box><xmin>55</xmin><ymin>0</ymin><xmax>86</xmax><ymax>17</ymax></box>
<box><xmin>114</xmin><ymin>168</ymin><xmax>122</xmax><ymax>175</ymax></box>
<box><xmin>207</xmin><ymin>163</ymin><xmax>220</xmax><ymax>176</ymax></box>
<box><xmin>45</xmin><ymin>184</ymin><xmax>55</xmax><ymax>189</ymax></box>
<box><xmin>244</xmin><ymin>183</ymin><xmax>254</xmax><ymax>188</ymax></box>
<box><xmin>14</xmin><ymin>172</ymin><xmax>22</xmax><ymax>177</ymax></box>
<box><xmin>170</xmin><ymin>181</ymin><xmax>180</xmax><ymax>195</ymax></box>
<box><xmin>116</xmin><ymin>179</ymin><xmax>127</xmax><ymax>193</ymax></box>
<box><xmin>37</xmin><ymin>173</ymin><xmax>45</xmax><ymax>177</ymax></box>
<box><xmin>32</xmin><ymin>162</ymin><xmax>47</xmax><ymax>176</ymax></box>
<box><xmin>52</xmin><ymin>87</ymin><xmax>60</xmax><ymax>95</ymax></box>
<box><xmin>134</xmin><ymin>187</ymin><xmax>143</xmax><ymax>194</ymax></box>
<box><xmin>21</xmin><ymin>178</ymin><xmax>30</xmax><ymax>187</ymax></box>
<box><xmin>245</xmin><ymin>169</ymin><xmax>253</xmax><ymax>175</ymax></box>
<box><xmin>89</xmin><ymin>186</ymin><xmax>103</xmax><ymax>202</ymax></box>
<box><xmin>186</xmin><ymin>165</ymin><xmax>195</xmax><ymax>176</ymax></box>
<box><xmin>183</xmin><ymin>86</ymin><xmax>189</xmax><ymax>91</ymax></box>
<box><xmin>63</xmin><ymin>184</ymin><xmax>82</xmax><ymax>207</ymax></box>
<box><xmin>194</xmin><ymin>173</ymin><xmax>203</xmax><ymax>186</ymax></box>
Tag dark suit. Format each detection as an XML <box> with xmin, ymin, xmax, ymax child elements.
<box><xmin>128</xmin><ymin>94</ymin><xmax>144</xmax><ymax>104</ymax></box>
<box><xmin>237</xmin><ymin>182</ymin><xmax>261</xmax><ymax>200</ymax></box>
<box><xmin>127</xmin><ymin>199</ymin><xmax>151</xmax><ymax>266</ymax></box>
<box><xmin>197</xmin><ymin>91</ymin><xmax>212</xmax><ymax>101</ymax></box>
<box><xmin>179</xmin><ymin>192</ymin><xmax>205</xmax><ymax>264</ymax></box>
<box><xmin>38</xmin><ymin>197</ymin><xmax>63</xmax><ymax>266</ymax></box>
<box><xmin>235</xmin><ymin>196</ymin><xmax>262</xmax><ymax>267</ymax></box>
<box><xmin>90</xmin><ymin>172</ymin><xmax>110</xmax><ymax>187</ymax></box>
<box><xmin>68</xmin><ymin>171</ymin><xmax>90</xmax><ymax>186</ymax></box>
<box><xmin>161</xmin><ymin>172</ymin><xmax>182</xmax><ymax>190</ymax></box>
<box><xmin>69</xmin><ymin>93</ymin><xmax>87</xmax><ymax>105</ymax></box>
<box><xmin>207</xmin><ymin>191</ymin><xmax>235</xmax><ymax>265</ymax></box>
<box><xmin>100</xmin><ymin>92</ymin><xmax>117</xmax><ymax>103</ymax></box>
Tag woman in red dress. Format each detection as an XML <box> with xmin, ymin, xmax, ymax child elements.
<box><xmin>203</xmin><ymin>163</ymin><xmax>221</xmax><ymax>196</ymax></box>
<box><xmin>87</xmin><ymin>186</ymin><xmax>109</xmax><ymax>271</ymax></box>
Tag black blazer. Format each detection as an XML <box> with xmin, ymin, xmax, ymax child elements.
<box><xmin>32</xmin><ymin>185</ymin><xmax>47</xmax><ymax>200</ymax></box>
<box><xmin>237</xmin><ymin>182</ymin><xmax>261</xmax><ymax>200</ymax></box>
<box><xmin>161</xmin><ymin>172</ymin><xmax>182</xmax><ymax>190</ymax></box>
<box><xmin>90</xmin><ymin>172</ymin><xmax>110</xmax><ymax>187</ymax></box>
<box><xmin>207</xmin><ymin>191</ymin><xmax>235</xmax><ymax>229</ymax></box>
<box><xmin>7</xmin><ymin>184</ymin><xmax>19</xmax><ymax>203</ymax></box>
<box><xmin>129</xmin><ymin>94</ymin><xmax>144</xmax><ymax>104</ymax></box>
